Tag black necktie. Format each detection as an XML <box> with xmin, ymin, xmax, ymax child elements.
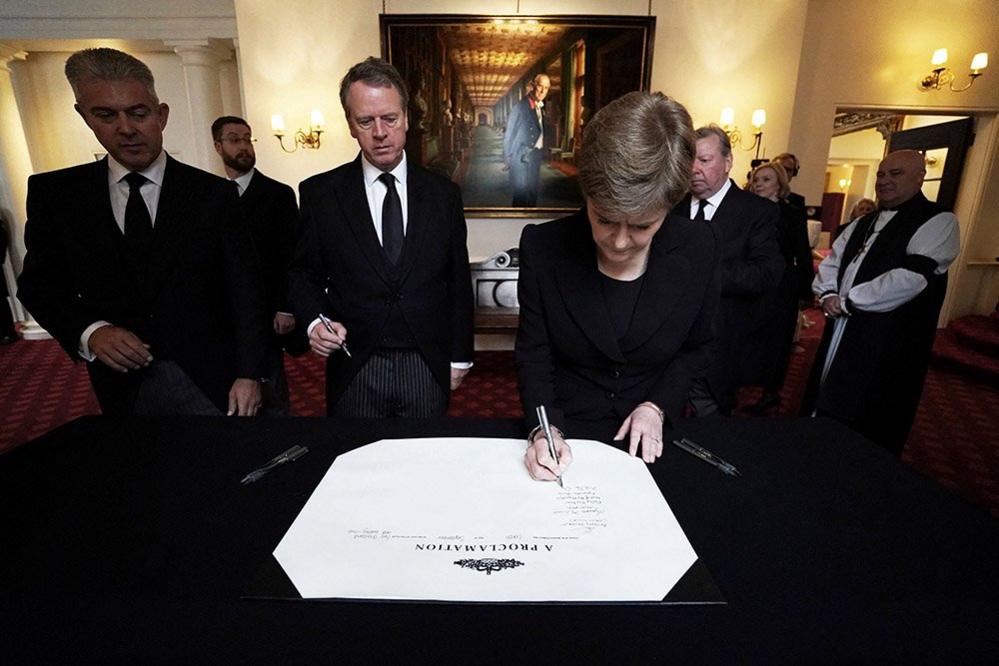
<box><xmin>694</xmin><ymin>198</ymin><xmax>707</xmax><ymax>221</ymax></box>
<box><xmin>123</xmin><ymin>172</ymin><xmax>153</xmax><ymax>252</ymax></box>
<box><xmin>379</xmin><ymin>172</ymin><xmax>404</xmax><ymax>264</ymax></box>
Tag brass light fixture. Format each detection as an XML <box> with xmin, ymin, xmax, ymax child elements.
<box><xmin>720</xmin><ymin>107</ymin><xmax>766</xmax><ymax>159</ymax></box>
<box><xmin>919</xmin><ymin>49</ymin><xmax>988</xmax><ymax>92</ymax></box>
<box><xmin>272</xmin><ymin>110</ymin><xmax>325</xmax><ymax>152</ymax></box>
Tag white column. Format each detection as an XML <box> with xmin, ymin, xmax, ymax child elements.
<box><xmin>165</xmin><ymin>40</ymin><xmax>230</xmax><ymax>175</ymax></box>
<box><xmin>219</xmin><ymin>52</ymin><xmax>244</xmax><ymax>118</ymax></box>
<box><xmin>0</xmin><ymin>45</ymin><xmax>46</xmax><ymax>338</ymax></box>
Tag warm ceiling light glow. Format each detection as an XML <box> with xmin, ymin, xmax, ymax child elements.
<box><xmin>971</xmin><ymin>52</ymin><xmax>989</xmax><ymax>73</ymax></box>
<box><xmin>271</xmin><ymin>114</ymin><xmax>286</xmax><ymax>133</ymax></box>
<box><xmin>931</xmin><ymin>48</ymin><xmax>948</xmax><ymax>66</ymax></box>
<box><xmin>751</xmin><ymin>109</ymin><xmax>766</xmax><ymax>128</ymax></box>
<box><xmin>719</xmin><ymin>107</ymin><xmax>735</xmax><ymax>126</ymax></box>
<box><xmin>310</xmin><ymin>109</ymin><xmax>324</xmax><ymax>129</ymax></box>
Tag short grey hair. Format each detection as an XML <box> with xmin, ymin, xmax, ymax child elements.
<box><xmin>339</xmin><ymin>57</ymin><xmax>409</xmax><ymax>117</ymax></box>
<box><xmin>65</xmin><ymin>48</ymin><xmax>158</xmax><ymax>101</ymax></box>
<box><xmin>578</xmin><ymin>91</ymin><xmax>695</xmax><ymax>216</ymax></box>
<box><xmin>695</xmin><ymin>124</ymin><xmax>732</xmax><ymax>158</ymax></box>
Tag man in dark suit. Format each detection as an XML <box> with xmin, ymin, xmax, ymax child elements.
<box><xmin>503</xmin><ymin>73</ymin><xmax>550</xmax><ymax>207</ymax></box>
<box><xmin>288</xmin><ymin>57</ymin><xmax>474</xmax><ymax>417</ymax></box>
<box><xmin>17</xmin><ymin>48</ymin><xmax>267</xmax><ymax>416</ymax></box>
<box><xmin>212</xmin><ymin>115</ymin><xmax>299</xmax><ymax>412</ymax></box>
<box><xmin>673</xmin><ymin>125</ymin><xmax>782</xmax><ymax>414</ymax></box>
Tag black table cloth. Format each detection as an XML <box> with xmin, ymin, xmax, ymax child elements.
<box><xmin>1</xmin><ymin>415</ymin><xmax>997</xmax><ymax>662</ymax></box>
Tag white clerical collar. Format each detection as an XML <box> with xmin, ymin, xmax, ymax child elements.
<box><xmin>231</xmin><ymin>168</ymin><xmax>255</xmax><ymax>196</ymax></box>
<box><xmin>107</xmin><ymin>150</ymin><xmax>167</xmax><ymax>187</ymax></box>
<box><xmin>361</xmin><ymin>151</ymin><xmax>408</xmax><ymax>187</ymax></box>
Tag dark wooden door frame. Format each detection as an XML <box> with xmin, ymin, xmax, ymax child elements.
<box><xmin>888</xmin><ymin>117</ymin><xmax>975</xmax><ymax>212</ymax></box>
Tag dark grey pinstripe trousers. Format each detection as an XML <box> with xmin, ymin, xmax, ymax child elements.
<box><xmin>333</xmin><ymin>349</ymin><xmax>447</xmax><ymax>418</ymax></box>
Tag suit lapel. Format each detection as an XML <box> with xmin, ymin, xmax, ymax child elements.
<box><xmin>338</xmin><ymin>157</ymin><xmax>394</xmax><ymax>287</ymax></box>
<box><xmin>620</xmin><ymin>216</ymin><xmax>686</xmax><ymax>352</ymax></box>
<box><xmin>397</xmin><ymin>165</ymin><xmax>430</xmax><ymax>284</ymax></box>
<box><xmin>553</xmin><ymin>219</ymin><xmax>625</xmax><ymax>363</ymax></box>
<box><xmin>709</xmin><ymin>179</ymin><xmax>740</xmax><ymax>224</ymax></box>
<box><xmin>676</xmin><ymin>193</ymin><xmax>693</xmax><ymax>219</ymax></box>
<box><xmin>81</xmin><ymin>158</ymin><xmax>123</xmax><ymax>248</ymax></box>
<box><xmin>142</xmin><ymin>155</ymin><xmax>191</xmax><ymax>301</ymax></box>
<box><xmin>239</xmin><ymin>169</ymin><xmax>261</xmax><ymax>204</ymax></box>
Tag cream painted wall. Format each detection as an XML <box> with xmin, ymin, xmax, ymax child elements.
<box><xmin>788</xmin><ymin>0</ymin><xmax>999</xmax><ymax>204</ymax></box>
<box><xmin>788</xmin><ymin>0</ymin><xmax>999</xmax><ymax>320</ymax></box>
<box><xmin>235</xmin><ymin>0</ymin><xmax>809</xmax><ymax>259</ymax></box>
<box><xmin>12</xmin><ymin>50</ymin><xmax>202</xmax><ymax>173</ymax></box>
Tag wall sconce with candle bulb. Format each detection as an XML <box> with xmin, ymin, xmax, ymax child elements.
<box><xmin>919</xmin><ymin>49</ymin><xmax>988</xmax><ymax>92</ymax></box>
<box><xmin>272</xmin><ymin>110</ymin><xmax>325</xmax><ymax>152</ymax></box>
<box><xmin>719</xmin><ymin>107</ymin><xmax>766</xmax><ymax>159</ymax></box>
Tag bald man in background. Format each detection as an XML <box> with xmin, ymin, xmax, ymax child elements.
<box><xmin>803</xmin><ymin>150</ymin><xmax>960</xmax><ymax>454</ymax></box>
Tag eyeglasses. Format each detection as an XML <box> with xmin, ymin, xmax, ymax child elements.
<box><xmin>220</xmin><ymin>135</ymin><xmax>257</xmax><ymax>146</ymax></box>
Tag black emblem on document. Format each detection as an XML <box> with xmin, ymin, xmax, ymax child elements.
<box><xmin>454</xmin><ymin>558</ymin><xmax>525</xmax><ymax>575</ymax></box>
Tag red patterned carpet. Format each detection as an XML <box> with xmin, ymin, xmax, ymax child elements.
<box><xmin>2</xmin><ymin>309</ymin><xmax>997</xmax><ymax>517</ymax></box>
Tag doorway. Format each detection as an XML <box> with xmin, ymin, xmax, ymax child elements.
<box><xmin>825</xmin><ymin>111</ymin><xmax>974</xmax><ymax>233</ymax></box>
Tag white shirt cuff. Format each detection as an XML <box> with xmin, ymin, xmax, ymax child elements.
<box><xmin>306</xmin><ymin>318</ymin><xmax>323</xmax><ymax>338</ymax></box>
<box><xmin>79</xmin><ymin>321</ymin><xmax>112</xmax><ymax>361</ymax></box>
<box><xmin>450</xmin><ymin>362</ymin><xmax>473</xmax><ymax>370</ymax></box>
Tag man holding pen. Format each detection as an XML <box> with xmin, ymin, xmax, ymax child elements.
<box><xmin>288</xmin><ymin>57</ymin><xmax>474</xmax><ymax>417</ymax></box>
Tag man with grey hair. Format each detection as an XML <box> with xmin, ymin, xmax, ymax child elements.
<box><xmin>503</xmin><ymin>73</ymin><xmax>551</xmax><ymax>207</ymax></box>
<box><xmin>517</xmin><ymin>91</ymin><xmax>721</xmax><ymax>480</ymax></box>
<box><xmin>288</xmin><ymin>57</ymin><xmax>473</xmax><ymax>417</ymax></box>
<box><xmin>803</xmin><ymin>149</ymin><xmax>960</xmax><ymax>454</ymax></box>
<box><xmin>672</xmin><ymin>124</ymin><xmax>782</xmax><ymax>415</ymax></box>
<box><xmin>18</xmin><ymin>47</ymin><xmax>268</xmax><ymax>417</ymax></box>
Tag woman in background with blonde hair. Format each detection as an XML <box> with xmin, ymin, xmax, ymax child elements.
<box><xmin>743</xmin><ymin>161</ymin><xmax>813</xmax><ymax>414</ymax></box>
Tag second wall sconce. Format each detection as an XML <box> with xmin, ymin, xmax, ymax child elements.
<box><xmin>272</xmin><ymin>110</ymin><xmax>325</xmax><ymax>152</ymax></box>
<box><xmin>720</xmin><ymin>107</ymin><xmax>766</xmax><ymax>159</ymax></box>
<box><xmin>919</xmin><ymin>49</ymin><xmax>988</xmax><ymax>92</ymax></box>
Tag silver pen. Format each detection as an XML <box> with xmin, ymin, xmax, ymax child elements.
<box><xmin>240</xmin><ymin>445</ymin><xmax>310</xmax><ymax>485</ymax></box>
<box><xmin>535</xmin><ymin>405</ymin><xmax>564</xmax><ymax>488</ymax></box>
<box><xmin>671</xmin><ymin>437</ymin><xmax>740</xmax><ymax>476</ymax></box>
<box><xmin>318</xmin><ymin>312</ymin><xmax>352</xmax><ymax>357</ymax></box>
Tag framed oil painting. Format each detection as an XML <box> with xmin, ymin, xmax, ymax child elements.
<box><xmin>381</xmin><ymin>14</ymin><xmax>656</xmax><ymax>217</ymax></box>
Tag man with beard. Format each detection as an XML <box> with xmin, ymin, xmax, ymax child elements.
<box><xmin>212</xmin><ymin>115</ymin><xmax>300</xmax><ymax>412</ymax></box>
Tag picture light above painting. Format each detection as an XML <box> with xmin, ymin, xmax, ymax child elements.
<box><xmin>381</xmin><ymin>14</ymin><xmax>656</xmax><ymax>217</ymax></box>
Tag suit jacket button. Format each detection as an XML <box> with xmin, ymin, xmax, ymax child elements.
<box><xmin>608</xmin><ymin>392</ymin><xmax>616</xmax><ymax>399</ymax></box>
<box><xmin>613</xmin><ymin>370</ymin><xmax>620</xmax><ymax>378</ymax></box>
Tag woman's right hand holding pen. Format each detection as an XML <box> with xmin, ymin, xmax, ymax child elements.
<box><xmin>524</xmin><ymin>428</ymin><xmax>572</xmax><ymax>482</ymax></box>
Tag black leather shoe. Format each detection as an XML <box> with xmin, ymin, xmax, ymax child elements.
<box><xmin>746</xmin><ymin>391</ymin><xmax>781</xmax><ymax>415</ymax></box>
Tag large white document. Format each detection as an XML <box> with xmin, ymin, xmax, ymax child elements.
<box><xmin>273</xmin><ymin>437</ymin><xmax>699</xmax><ymax>602</ymax></box>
